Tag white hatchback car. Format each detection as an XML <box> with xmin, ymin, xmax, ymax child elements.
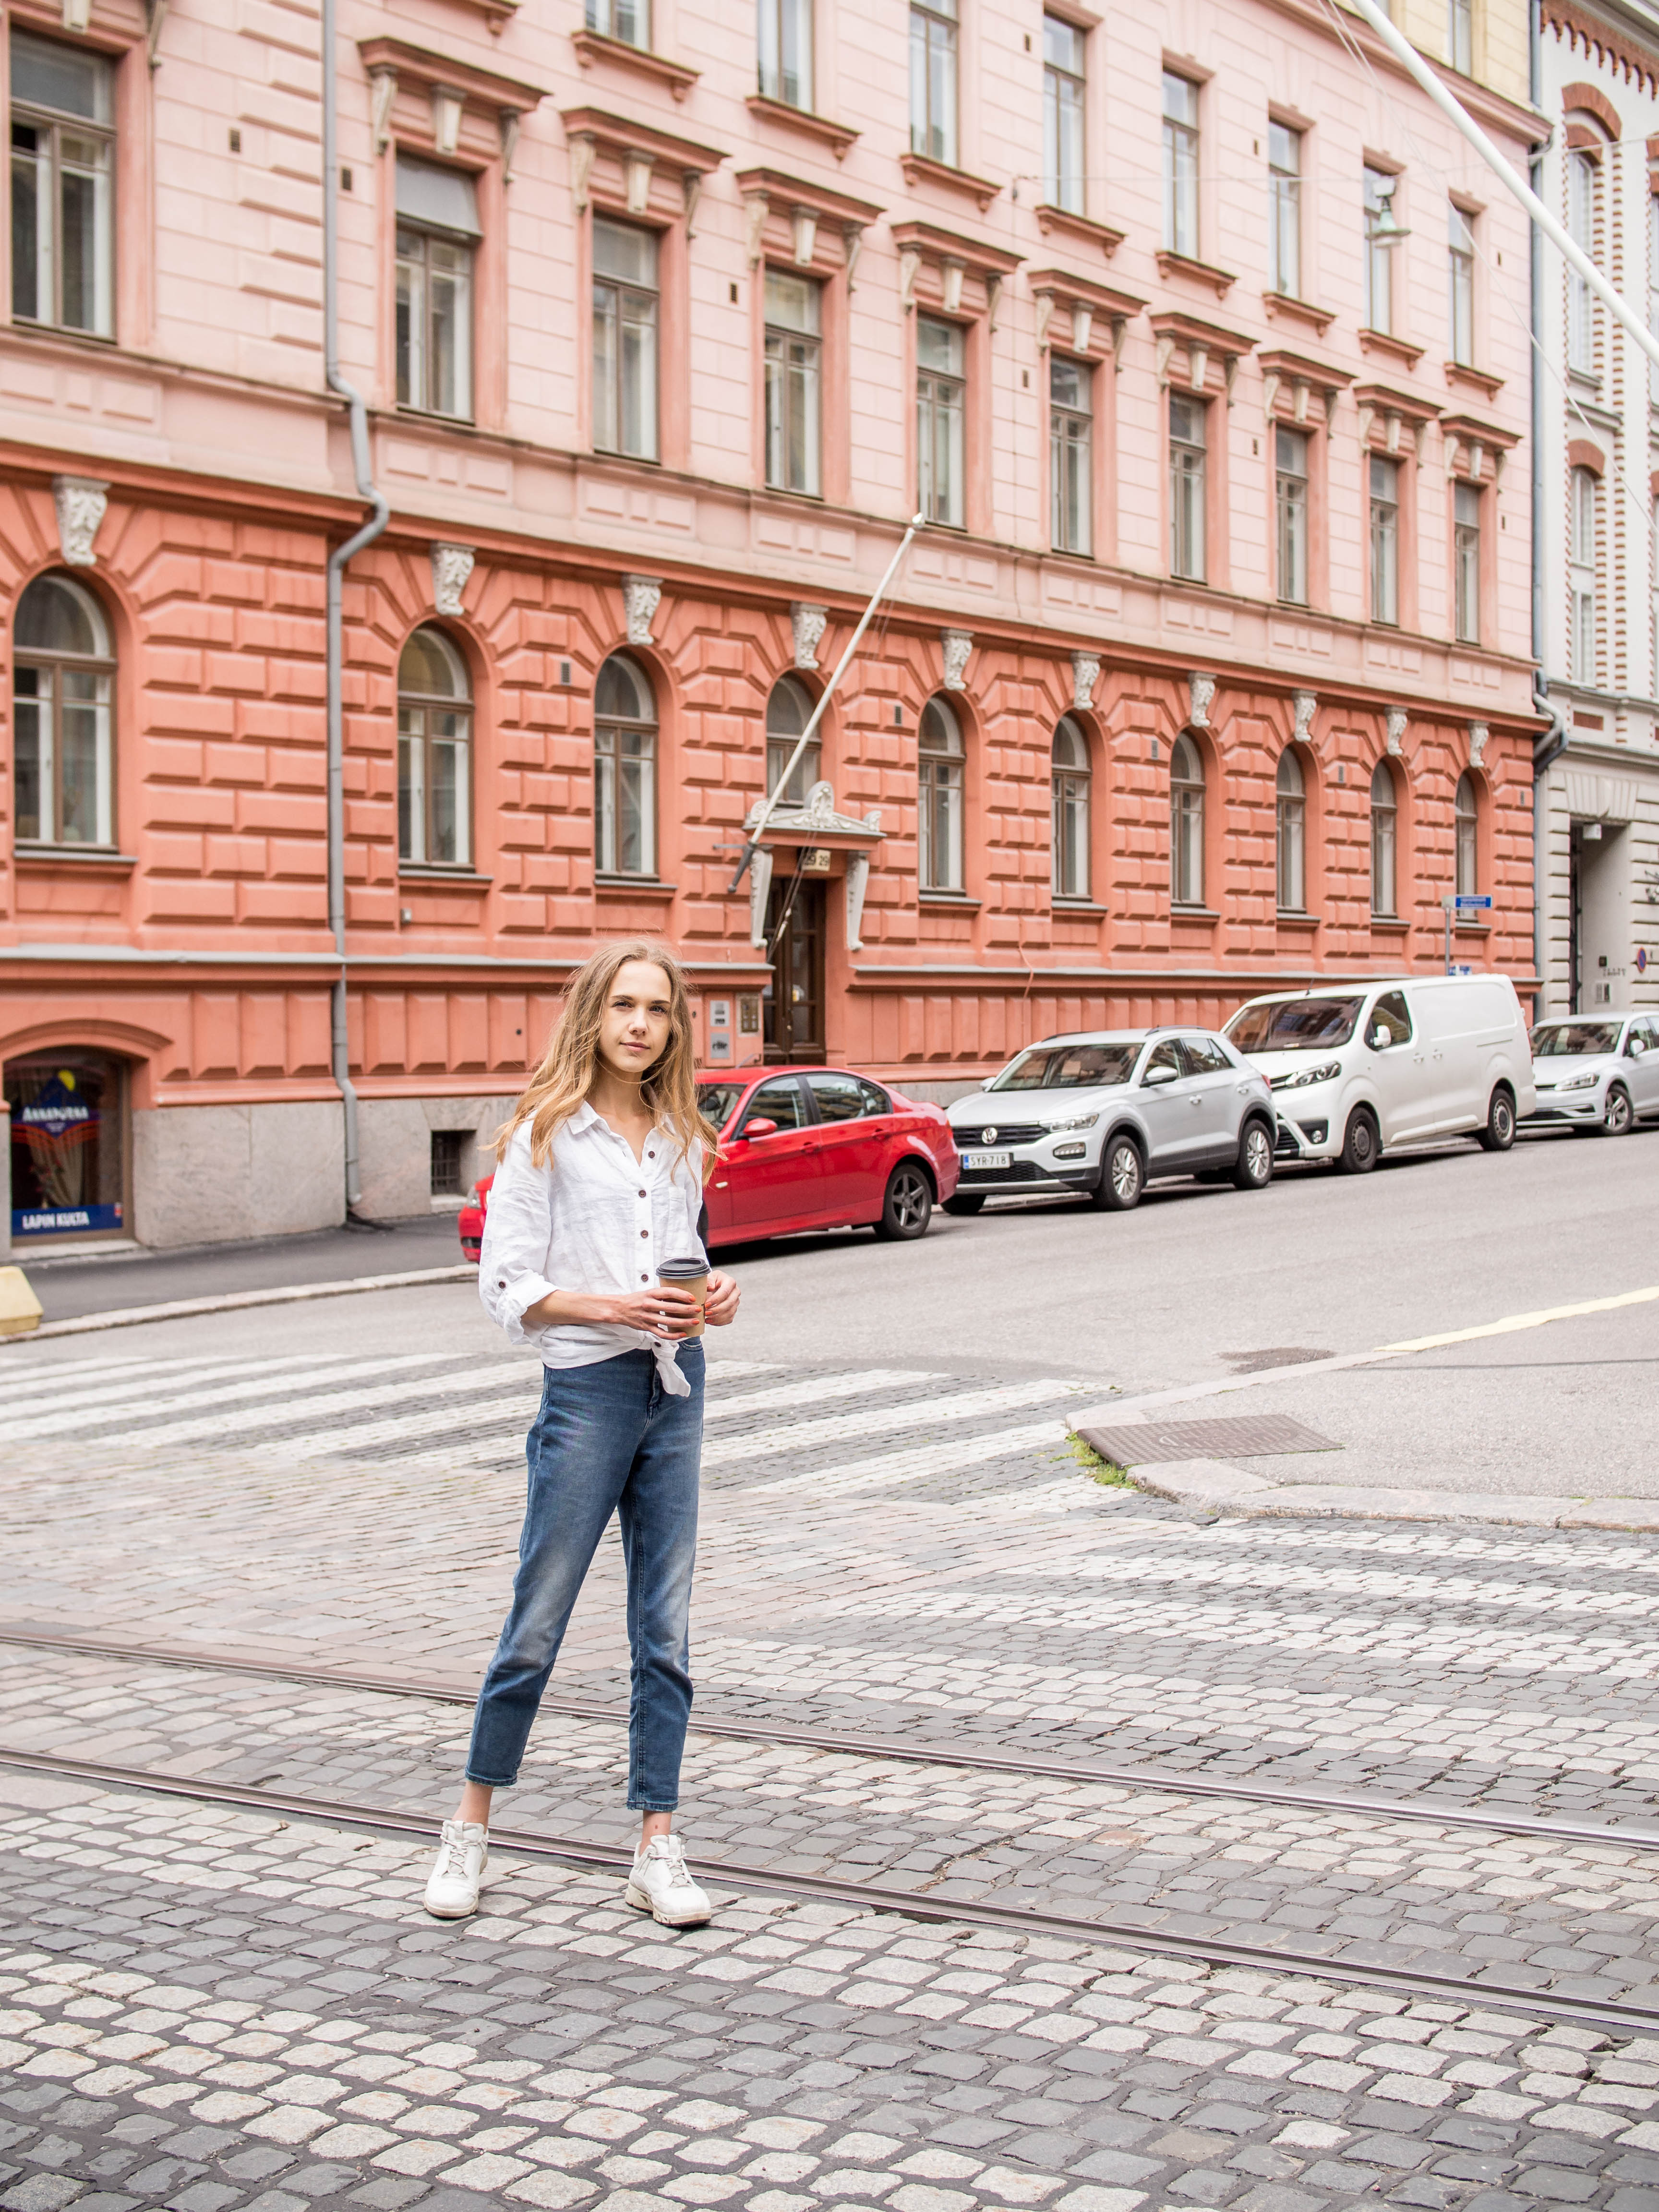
<box><xmin>1524</xmin><ymin>1013</ymin><xmax>1659</xmax><ymax>1136</ymax></box>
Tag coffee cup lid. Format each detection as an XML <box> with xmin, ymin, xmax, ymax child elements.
<box><xmin>657</xmin><ymin>1256</ymin><xmax>708</xmax><ymax>1280</ymax></box>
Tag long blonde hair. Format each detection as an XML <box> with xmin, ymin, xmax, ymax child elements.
<box><xmin>498</xmin><ymin>939</ymin><xmax>718</xmax><ymax>1175</ymax></box>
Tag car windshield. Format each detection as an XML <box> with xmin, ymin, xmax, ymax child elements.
<box><xmin>696</xmin><ymin>1082</ymin><xmax>748</xmax><ymax>1128</ymax></box>
<box><xmin>986</xmin><ymin>1042</ymin><xmax>1140</xmax><ymax>1091</ymax></box>
<box><xmin>1531</xmin><ymin>1021</ymin><xmax>1621</xmax><ymax>1058</ymax></box>
<box><xmin>1226</xmin><ymin>997</ymin><xmax>1364</xmax><ymax>1052</ymax></box>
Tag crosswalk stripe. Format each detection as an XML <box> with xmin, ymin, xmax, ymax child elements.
<box><xmin>0</xmin><ymin>1351</ymin><xmax>385</xmax><ymax>1425</ymax></box>
<box><xmin>705</xmin><ymin>1370</ymin><xmax>937</xmax><ymax>1422</ymax></box>
<box><xmin>5</xmin><ymin>1352</ymin><xmax>463</xmax><ymax>1443</ymax></box>
<box><xmin>111</xmin><ymin>1360</ymin><xmax>533</xmax><ymax>1453</ymax></box>
<box><xmin>736</xmin><ymin>1419</ymin><xmax>1075</xmax><ymax>1498</ymax></box>
<box><xmin>700</xmin><ymin>1380</ymin><xmax>1084</xmax><ymax>1468</ymax></box>
<box><xmin>0</xmin><ymin>1352</ymin><xmax>244</xmax><ymax>1402</ymax></box>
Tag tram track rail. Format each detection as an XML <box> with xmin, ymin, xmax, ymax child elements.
<box><xmin>2</xmin><ymin>1738</ymin><xmax>1655</xmax><ymax>2040</ymax></box>
<box><xmin>3</xmin><ymin>1623</ymin><xmax>1654</xmax><ymax>1855</ymax></box>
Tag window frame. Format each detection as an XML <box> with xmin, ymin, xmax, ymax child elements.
<box><xmin>8</xmin><ymin>28</ymin><xmax>115</xmax><ymax>340</ymax></box>
<box><xmin>1369</xmin><ymin>453</ymin><xmax>1401</xmax><ymax>627</ymax></box>
<box><xmin>586</xmin><ymin>0</ymin><xmax>650</xmax><ymax>48</ymax></box>
<box><xmin>11</xmin><ymin>571</ymin><xmax>115</xmax><ymax>850</ymax></box>
<box><xmin>591</xmin><ymin>215</ymin><xmax>661</xmax><ymax>463</ymax></box>
<box><xmin>1370</xmin><ymin>758</ymin><xmax>1399</xmax><ymax>918</ymax></box>
<box><xmin>1569</xmin><ymin>463</ymin><xmax>1599</xmax><ymax>684</ymax></box>
<box><xmin>1566</xmin><ymin>146</ymin><xmax>1597</xmax><ymax>375</ymax></box>
<box><xmin>909</xmin><ymin>0</ymin><xmax>959</xmax><ymax>168</ymax></box>
<box><xmin>1268</xmin><ymin>120</ymin><xmax>1302</xmax><ymax>298</ymax></box>
<box><xmin>397</xmin><ymin>626</ymin><xmax>474</xmax><ymax>871</ymax></box>
<box><xmin>765</xmin><ymin>673</ymin><xmax>821</xmax><ymax>805</ymax></box>
<box><xmin>1051</xmin><ymin>715</ymin><xmax>1091</xmax><ymax>902</ymax></box>
<box><xmin>1449</xmin><ymin>202</ymin><xmax>1476</xmax><ymax>367</ymax></box>
<box><xmin>1049</xmin><ymin>354</ymin><xmax>1093</xmax><ymax>556</ymax></box>
<box><xmin>1162</xmin><ymin>72</ymin><xmax>1200</xmax><ymax>258</ymax></box>
<box><xmin>1447</xmin><ymin>0</ymin><xmax>1473</xmax><ymax>73</ymax></box>
<box><xmin>1453</xmin><ymin>478</ymin><xmax>1481</xmax><ymax>645</ymax></box>
<box><xmin>1168</xmin><ymin>391</ymin><xmax>1207</xmax><ymax>582</ymax></box>
<box><xmin>395</xmin><ymin>219</ymin><xmax>476</xmax><ymax>422</ymax></box>
<box><xmin>1042</xmin><ymin>13</ymin><xmax>1086</xmax><ymax>215</ymax></box>
<box><xmin>1454</xmin><ymin>771</ymin><xmax>1479</xmax><ymax>898</ymax></box>
<box><xmin>1275</xmin><ymin>424</ymin><xmax>1310</xmax><ymax>605</ymax></box>
<box><xmin>593</xmin><ymin>652</ymin><xmax>659</xmax><ymax>878</ymax></box>
<box><xmin>762</xmin><ymin>266</ymin><xmax>823</xmax><ymax>497</ymax></box>
<box><xmin>757</xmin><ymin>0</ymin><xmax>813</xmax><ymax>108</ymax></box>
<box><xmin>1169</xmin><ymin>731</ymin><xmax>1206</xmax><ymax>907</ymax></box>
<box><xmin>916</xmin><ymin>313</ymin><xmax>967</xmax><ymax>529</ymax></box>
<box><xmin>917</xmin><ymin>693</ymin><xmax>965</xmax><ymax>893</ymax></box>
<box><xmin>1275</xmin><ymin>748</ymin><xmax>1307</xmax><ymax>914</ymax></box>
<box><xmin>1363</xmin><ymin>165</ymin><xmax>1399</xmax><ymax>336</ymax></box>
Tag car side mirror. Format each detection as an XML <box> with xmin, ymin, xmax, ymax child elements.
<box><xmin>741</xmin><ymin>1117</ymin><xmax>778</xmax><ymax>1139</ymax></box>
<box><xmin>1143</xmin><ymin>1065</ymin><xmax>1178</xmax><ymax>1088</ymax></box>
<box><xmin>1369</xmin><ymin>1025</ymin><xmax>1390</xmax><ymax>1049</ymax></box>
<box><xmin>1631</xmin><ymin>1039</ymin><xmax>1647</xmax><ymax>1058</ymax></box>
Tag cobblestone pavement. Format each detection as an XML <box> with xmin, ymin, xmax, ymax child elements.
<box><xmin>5</xmin><ymin>1344</ymin><xmax>1659</xmax><ymax>2210</ymax></box>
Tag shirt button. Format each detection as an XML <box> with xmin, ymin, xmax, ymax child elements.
<box><xmin>638</xmin><ymin>1189</ymin><xmax>647</xmax><ymax>1198</ymax></box>
<box><xmin>640</xmin><ymin>1228</ymin><xmax>649</xmax><ymax>1238</ymax></box>
<box><xmin>640</xmin><ymin>1272</ymin><xmax>649</xmax><ymax>1282</ymax></box>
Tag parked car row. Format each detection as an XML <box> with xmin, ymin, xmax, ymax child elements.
<box><xmin>457</xmin><ymin>976</ymin><xmax>1655</xmax><ymax>1260</ymax></box>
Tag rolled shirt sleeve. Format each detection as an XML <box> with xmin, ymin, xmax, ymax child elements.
<box><xmin>478</xmin><ymin>1128</ymin><xmax>558</xmax><ymax>1344</ymax></box>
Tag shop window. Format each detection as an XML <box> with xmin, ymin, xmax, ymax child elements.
<box><xmin>1370</xmin><ymin>758</ymin><xmax>1398</xmax><ymax>916</ymax></box>
<box><xmin>917</xmin><ymin>694</ymin><xmax>964</xmax><ymax>891</ymax></box>
<box><xmin>1170</xmin><ymin>732</ymin><xmax>1205</xmax><ymax>906</ymax></box>
<box><xmin>592</xmin><ymin>217</ymin><xmax>659</xmax><ymax>461</ymax></box>
<box><xmin>766</xmin><ymin>674</ymin><xmax>820</xmax><ymax>804</ymax></box>
<box><xmin>1051</xmin><ymin>715</ymin><xmax>1091</xmax><ymax>901</ymax></box>
<box><xmin>397</xmin><ymin>627</ymin><xmax>472</xmax><ymax>867</ymax></box>
<box><xmin>13</xmin><ymin>571</ymin><xmax>114</xmax><ymax>849</ymax></box>
<box><xmin>594</xmin><ymin>652</ymin><xmax>657</xmax><ymax>876</ymax></box>
<box><xmin>10</xmin><ymin>28</ymin><xmax>113</xmax><ymax>338</ymax></box>
<box><xmin>1276</xmin><ymin>749</ymin><xmax>1306</xmax><ymax>912</ymax></box>
<box><xmin>6</xmin><ymin>1049</ymin><xmax>126</xmax><ymax>1243</ymax></box>
<box><xmin>1455</xmin><ymin>771</ymin><xmax>1479</xmax><ymax>896</ymax></box>
<box><xmin>395</xmin><ymin>157</ymin><xmax>478</xmax><ymax>421</ymax></box>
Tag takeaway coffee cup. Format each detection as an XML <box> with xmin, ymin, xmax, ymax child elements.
<box><xmin>657</xmin><ymin>1256</ymin><xmax>709</xmax><ymax>1338</ymax></box>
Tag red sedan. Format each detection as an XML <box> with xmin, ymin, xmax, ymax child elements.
<box><xmin>457</xmin><ymin>1064</ymin><xmax>957</xmax><ymax>1260</ymax></box>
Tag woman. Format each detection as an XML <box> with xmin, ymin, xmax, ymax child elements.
<box><xmin>423</xmin><ymin>939</ymin><xmax>740</xmax><ymax>1928</ymax></box>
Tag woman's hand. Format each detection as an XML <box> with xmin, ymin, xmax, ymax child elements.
<box><xmin>704</xmin><ymin>1271</ymin><xmax>740</xmax><ymax>1327</ymax></box>
<box><xmin>521</xmin><ymin>1285</ymin><xmax>700</xmax><ymax>1338</ymax></box>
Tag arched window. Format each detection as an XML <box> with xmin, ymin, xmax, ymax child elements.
<box><xmin>765</xmin><ymin>674</ymin><xmax>819</xmax><ymax>805</ymax></box>
<box><xmin>1455</xmin><ymin>771</ymin><xmax>1479</xmax><ymax>897</ymax></box>
<box><xmin>13</xmin><ymin>572</ymin><xmax>113</xmax><ymax>848</ymax></box>
<box><xmin>917</xmin><ymin>695</ymin><xmax>964</xmax><ymax>892</ymax></box>
<box><xmin>1170</xmin><ymin>732</ymin><xmax>1205</xmax><ymax>906</ymax></box>
<box><xmin>1370</xmin><ymin>759</ymin><xmax>1398</xmax><ymax>917</ymax></box>
<box><xmin>397</xmin><ymin>627</ymin><xmax>471</xmax><ymax>867</ymax></box>
<box><xmin>594</xmin><ymin>652</ymin><xmax>656</xmax><ymax>877</ymax></box>
<box><xmin>1051</xmin><ymin>715</ymin><xmax>1091</xmax><ymax>901</ymax></box>
<box><xmin>1275</xmin><ymin>749</ymin><xmax>1306</xmax><ymax>913</ymax></box>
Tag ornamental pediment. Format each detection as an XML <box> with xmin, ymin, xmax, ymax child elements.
<box><xmin>745</xmin><ymin>780</ymin><xmax>883</xmax><ymax>842</ymax></box>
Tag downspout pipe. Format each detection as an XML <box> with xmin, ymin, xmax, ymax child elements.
<box><xmin>322</xmin><ymin>0</ymin><xmax>388</xmax><ymax>1214</ymax></box>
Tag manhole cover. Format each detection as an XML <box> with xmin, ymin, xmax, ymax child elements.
<box><xmin>1076</xmin><ymin>1414</ymin><xmax>1341</xmax><ymax>1466</ymax></box>
<box><xmin>1221</xmin><ymin>1347</ymin><xmax>1334</xmax><ymax>1374</ymax></box>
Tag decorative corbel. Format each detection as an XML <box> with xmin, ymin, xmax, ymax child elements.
<box><xmin>1468</xmin><ymin>721</ymin><xmax>1489</xmax><ymax>767</ymax></box>
<box><xmin>371</xmin><ymin>68</ymin><xmax>398</xmax><ymax>154</ymax></box>
<box><xmin>1071</xmin><ymin>302</ymin><xmax>1093</xmax><ymax>354</ymax></box>
<box><xmin>1155</xmin><ymin>334</ymin><xmax>1176</xmax><ymax>387</ymax></box>
<box><xmin>986</xmin><ymin>271</ymin><xmax>1003</xmax><ymax>333</ymax></box>
<box><xmin>1292</xmin><ymin>378</ymin><xmax>1310</xmax><ymax>424</ymax></box>
<box><xmin>842</xmin><ymin>223</ymin><xmax>865</xmax><ymax>290</ymax></box>
<box><xmin>144</xmin><ymin>0</ymin><xmax>167</xmax><ymax>67</ymax></box>
<box><xmin>683</xmin><ymin>169</ymin><xmax>702</xmax><ymax>237</ymax></box>
<box><xmin>1188</xmin><ymin>343</ymin><xmax>1208</xmax><ymax>393</ymax></box>
<box><xmin>1224</xmin><ymin>354</ymin><xmax>1239</xmax><ymax>407</ymax></box>
<box><xmin>941</xmin><ymin>257</ymin><xmax>966</xmax><ymax>314</ymax></box>
<box><xmin>844</xmin><ymin>850</ymin><xmax>871</xmax><ymax>953</ymax></box>
<box><xmin>499</xmin><ymin>109</ymin><xmax>522</xmax><ymax>182</ymax></box>
<box><xmin>1188</xmin><ymin>671</ymin><xmax>1215</xmax><ymax>728</ymax></box>
<box><xmin>791</xmin><ymin>603</ymin><xmax>828</xmax><ymax>672</ymax></box>
<box><xmin>898</xmin><ymin>246</ymin><xmax>921</xmax><ymax>311</ymax></box>
<box><xmin>61</xmin><ymin>0</ymin><xmax>90</xmax><ymax>27</ymax></box>
<box><xmin>1386</xmin><ymin>707</ymin><xmax>1407</xmax><ymax>757</ymax></box>
<box><xmin>1109</xmin><ymin>315</ymin><xmax>1128</xmax><ymax>365</ymax></box>
<box><xmin>623</xmin><ymin>574</ymin><xmax>662</xmax><ymax>647</ymax></box>
<box><xmin>941</xmin><ymin>629</ymin><xmax>973</xmax><ymax>690</ymax></box>
<box><xmin>748</xmin><ymin>845</ymin><xmax>774</xmax><ymax>949</ymax></box>
<box><xmin>1262</xmin><ymin>369</ymin><xmax>1280</xmax><ymax>423</ymax></box>
<box><xmin>1034</xmin><ymin>289</ymin><xmax>1056</xmax><ymax>351</ymax></box>
<box><xmin>53</xmin><ymin>475</ymin><xmax>108</xmax><ymax>567</ymax></box>
<box><xmin>1323</xmin><ymin>385</ymin><xmax>1340</xmax><ymax>429</ymax></box>
<box><xmin>431</xmin><ymin>84</ymin><xmax>465</xmax><ymax>156</ymax></box>
<box><xmin>1384</xmin><ymin>409</ymin><xmax>1402</xmax><ymax>456</ymax></box>
<box><xmin>744</xmin><ymin>191</ymin><xmax>769</xmax><ymax>267</ymax></box>
<box><xmin>625</xmin><ymin>151</ymin><xmax>653</xmax><ymax>216</ymax></box>
<box><xmin>1071</xmin><ymin>651</ymin><xmax>1101</xmax><ymax>711</ymax></box>
<box><xmin>569</xmin><ymin>132</ymin><xmax>596</xmax><ymax>213</ymax></box>
<box><xmin>1293</xmin><ymin>690</ymin><xmax>1317</xmax><ymax>745</ymax></box>
<box><xmin>792</xmin><ymin>207</ymin><xmax>817</xmax><ymax>265</ymax></box>
<box><xmin>430</xmin><ymin>542</ymin><xmax>476</xmax><ymax>617</ymax></box>
<box><xmin>1357</xmin><ymin>401</ymin><xmax>1375</xmax><ymax>449</ymax></box>
<box><xmin>1413</xmin><ymin>416</ymin><xmax>1429</xmax><ymax>463</ymax></box>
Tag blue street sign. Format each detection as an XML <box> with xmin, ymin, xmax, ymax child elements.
<box><xmin>1453</xmin><ymin>893</ymin><xmax>1493</xmax><ymax>909</ymax></box>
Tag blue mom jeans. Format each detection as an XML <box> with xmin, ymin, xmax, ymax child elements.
<box><xmin>465</xmin><ymin>1342</ymin><xmax>704</xmax><ymax>1809</ymax></box>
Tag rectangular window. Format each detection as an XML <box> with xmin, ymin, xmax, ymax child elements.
<box><xmin>595</xmin><ymin>728</ymin><xmax>656</xmax><ymax>875</ymax></box>
<box><xmin>1162</xmin><ymin>73</ymin><xmax>1199</xmax><ymax>257</ymax></box>
<box><xmin>1567</xmin><ymin>151</ymin><xmax>1596</xmax><ymax>373</ymax></box>
<box><xmin>1043</xmin><ymin>14</ymin><xmax>1085</xmax><ymax>214</ymax></box>
<box><xmin>394</xmin><ymin>159</ymin><xmax>479</xmax><ymax>421</ymax></box>
<box><xmin>1570</xmin><ymin>465</ymin><xmax>1598</xmax><ymax>683</ymax></box>
<box><xmin>1454</xmin><ymin>480</ymin><xmax>1481</xmax><ymax>644</ymax></box>
<box><xmin>10</xmin><ymin>29</ymin><xmax>114</xmax><ymax>337</ymax></box>
<box><xmin>1168</xmin><ymin>393</ymin><xmax>1206</xmax><ymax>581</ymax></box>
<box><xmin>1370</xmin><ymin>454</ymin><xmax>1400</xmax><ymax>626</ymax></box>
<box><xmin>1448</xmin><ymin>203</ymin><xmax>1475</xmax><ymax>367</ymax></box>
<box><xmin>1049</xmin><ymin>357</ymin><xmax>1092</xmax><ymax>555</ymax></box>
<box><xmin>764</xmin><ymin>270</ymin><xmax>822</xmax><ymax>496</ymax></box>
<box><xmin>1364</xmin><ymin>166</ymin><xmax>1398</xmax><ymax>335</ymax></box>
<box><xmin>758</xmin><ymin>0</ymin><xmax>812</xmax><ymax>108</ymax></box>
<box><xmin>592</xmin><ymin>217</ymin><xmax>659</xmax><ymax>461</ymax></box>
<box><xmin>1448</xmin><ymin>0</ymin><xmax>1472</xmax><ymax>72</ymax></box>
<box><xmin>1268</xmin><ymin>121</ymin><xmax>1301</xmax><ymax>297</ymax></box>
<box><xmin>910</xmin><ymin>0</ymin><xmax>958</xmax><ymax>167</ymax></box>
<box><xmin>586</xmin><ymin>0</ymin><xmax>649</xmax><ymax>46</ymax></box>
<box><xmin>1275</xmin><ymin>426</ymin><xmax>1309</xmax><ymax>605</ymax></box>
<box><xmin>916</xmin><ymin>314</ymin><xmax>965</xmax><ymax>528</ymax></box>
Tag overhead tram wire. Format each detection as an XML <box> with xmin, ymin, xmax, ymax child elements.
<box><xmin>2</xmin><ymin>1624</ymin><xmax>1654</xmax><ymax>1855</ymax></box>
<box><xmin>2</xmin><ymin>1738</ymin><xmax>1653</xmax><ymax>2039</ymax></box>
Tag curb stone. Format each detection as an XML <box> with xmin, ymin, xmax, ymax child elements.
<box><xmin>0</xmin><ymin>1263</ymin><xmax>477</xmax><ymax>1343</ymax></box>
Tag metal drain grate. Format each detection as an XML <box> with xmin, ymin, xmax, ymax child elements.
<box><xmin>1076</xmin><ymin>1414</ymin><xmax>1341</xmax><ymax>1466</ymax></box>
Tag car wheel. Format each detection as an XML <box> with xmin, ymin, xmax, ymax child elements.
<box><xmin>1600</xmin><ymin>1084</ymin><xmax>1634</xmax><ymax>1138</ymax></box>
<box><xmin>1336</xmin><ymin>1107</ymin><xmax>1379</xmax><ymax>1175</ymax></box>
<box><xmin>942</xmin><ymin>1193</ymin><xmax>985</xmax><ymax>1217</ymax></box>
<box><xmin>1233</xmin><ymin>1118</ymin><xmax>1274</xmax><ymax>1191</ymax></box>
<box><xmin>1476</xmin><ymin>1086</ymin><xmax>1516</xmax><ymax>1152</ymax></box>
<box><xmin>1096</xmin><ymin>1134</ymin><xmax>1144</xmax><ymax>1212</ymax></box>
<box><xmin>874</xmin><ymin>1160</ymin><xmax>933</xmax><ymax>1239</ymax></box>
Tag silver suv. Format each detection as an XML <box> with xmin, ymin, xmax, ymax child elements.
<box><xmin>943</xmin><ymin>1027</ymin><xmax>1277</xmax><ymax>1214</ymax></box>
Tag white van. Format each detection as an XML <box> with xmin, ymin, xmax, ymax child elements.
<box><xmin>1223</xmin><ymin>975</ymin><xmax>1537</xmax><ymax>1172</ymax></box>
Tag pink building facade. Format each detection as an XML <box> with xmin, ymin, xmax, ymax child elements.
<box><xmin>0</xmin><ymin>0</ymin><xmax>1541</xmax><ymax>1248</ymax></box>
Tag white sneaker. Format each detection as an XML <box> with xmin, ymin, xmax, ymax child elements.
<box><xmin>626</xmin><ymin>1833</ymin><xmax>713</xmax><ymax>1927</ymax></box>
<box><xmin>423</xmin><ymin>1819</ymin><xmax>487</xmax><ymax>1919</ymax></box>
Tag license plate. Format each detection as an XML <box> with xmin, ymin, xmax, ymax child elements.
<box><xmin>964</xmin><ymin>1150</ymin><xmax>1012</xmax><ymax>1170</ymax></box>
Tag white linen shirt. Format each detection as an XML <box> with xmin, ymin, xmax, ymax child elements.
<box><xmin>479</xmin><ymin>1102</ymin><xmax>708</xmax><ymax>1396</ymax></box>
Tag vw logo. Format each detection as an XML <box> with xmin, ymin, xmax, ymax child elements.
<box><xmin>983</xmin><ymin>1126</ymin><xmax>997</xmax><ymax>1144</ymax></box>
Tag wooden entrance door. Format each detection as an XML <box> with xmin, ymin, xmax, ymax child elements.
<box><xmin>764</xmin><ymin>875</ymin><xmax>826</xmax><ymax>1062</ymax></box>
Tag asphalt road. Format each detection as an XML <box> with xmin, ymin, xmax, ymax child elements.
<box><xmin>6</xmin><ymin>1124</ymin><xmax>1653</xmax><ymax>1497</ymax></box>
